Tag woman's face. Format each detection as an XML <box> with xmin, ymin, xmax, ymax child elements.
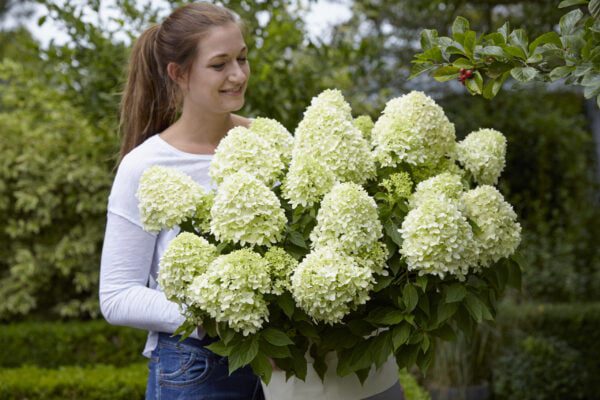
<box><xmin>182</xmin><ymin>22</ymin><xmax>250</xmax><ymax>114</ymax></box>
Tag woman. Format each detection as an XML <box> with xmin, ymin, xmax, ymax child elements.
<box><xmin>99</xmin><ymin>3</ymin><xmax>262</xmax><ymax>399</ymax></box>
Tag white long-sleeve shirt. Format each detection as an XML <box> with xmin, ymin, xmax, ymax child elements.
<box><xmin>99</xmin><ymin>134</ymin><xmax>216</xmax><ymax>358</ymax></box>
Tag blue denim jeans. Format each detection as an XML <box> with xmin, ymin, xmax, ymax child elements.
<box><xmin>145</xmin><ymin>332</ymin><xmax>265</xmax><ymax>400</ymax></box>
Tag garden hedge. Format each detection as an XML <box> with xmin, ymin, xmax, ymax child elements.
<box><xmin>0</xmin><ymin>363</ymin><xmax>146</xmax><ymax>400</ymax></box>
<box><xmin>496</xmin><ymin>302</ymin><xmax>600</xmax><ymax>399</ymax></box>
<box><xmin>0</xmin><ymin>320</ymin><xmax>146</xmax><ymax>368</ymax></box>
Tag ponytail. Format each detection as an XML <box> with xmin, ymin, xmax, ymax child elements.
<box><xmin>117</xmin><ymin>24</ymin><xmax>178</xmax><ymax>165</ymax></box>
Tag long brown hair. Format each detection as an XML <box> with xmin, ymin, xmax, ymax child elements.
<box><xmin>117</xmin><ymin>2</ymin><xmax>245</xmax><ymax>165</ymax></box>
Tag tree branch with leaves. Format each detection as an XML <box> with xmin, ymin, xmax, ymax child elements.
<box><xmin>410</xmin><ymin>0</ymin><xmax>600</xmax><ymax>107</ymax></box>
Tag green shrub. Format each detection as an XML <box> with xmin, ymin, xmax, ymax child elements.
<box><xmin>0</xmin><ymin>363</ymin><xmax>147</xmax><ymax>400</ymax></box>
<box><xmin>400</xmin><ymin>368</ymin><xmax>431</xmax><ymax>400</ymax></box>
<box><xmin>0</xmin><ymin>320</ymin><xmax>147</xmax><ymax>368</ymax></box>
<box><xmin>492</xmin><ymin>335</ymin><xmax>585</xmax><ymax>400</ymax></box>
<box><xmin>497</xmin><ymin>302</ymin><xmax>600</xmax><ymax>399</ymax></box>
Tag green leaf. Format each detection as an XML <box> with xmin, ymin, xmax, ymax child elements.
<box><xmin>463</xmin><ymin>30</ymin><xmax>476</xmax><ymax>58</ymax></box>
<box><xmin>511</xmin><ymin>66</ymin><xmax>539</xmax><ymax>82</ymax></box>
<box><xmin>453</xmin><ymin>57</ymin><xmax>474</xmax><ymax>68</ymax></box>
<box><xmin>259</xmin><ymin>340</ymin><xmax>292</xmax><ymax>358</ymax></box>
<box><xmin>403</xmin><ymin>284</ymin><xmax>419</xmax><ymax>313</ymax></box>
<box><xmin>262</xmin><ymin>328</ymin><xmax>294</xmax><ymax>347</ymax></box>
<box><xmin>560</xmin><ymin>9</ymin><xmax>584</xmax><ymax>35</ymax></box>
<box><xmin>483</xmin><ymin>32</ymin><xmax>506</xmax><ymax>46</ymax></box>
<box><xmin>205</xmin><ymin>340</ymin><xmax>230</xmax><ymax>357</ymax></box>
<box><xmin>420</xmin><ymin>29</ymin><xmax>438</xmax><ymax>50</ymax></box>
<box><xmin>503</xmin><ymin>45</ymin><xmax>527</xmax><ymax>60</ymax></box>
<box><xmin>433</xmin><ymin>65</ymin><xmax>461</xmax><ymax>82</ymax></box>
<box><xmin>436</xmin><ymin>301</ymin><xmax>459</xmax><ymax>324</ymax></box>
<box><xmin>528</xmin><ymin>32</ymin><xmax>562</xmax><ymax>53</ymax></box>
<box><xmin>498</xmin><ymin>22</ymin><xmax>510</xmax><ymax>41</ymax></box>
<box><xmin>429</xmin><ymin>324</ymin><xmax>456</xmax><ymax>341</ymax></box>
<box><xmin>348</xmin><ymin>320</ymin><xmax>376</xmax><ymax>337</ymax></box>
<box><xmin>559</xmin><ymin>0</ymin><xmax>588</xmax><ymax>7</ymax></box>
<box><xmin>367</xmin><ymin>307</ymin><xmax>405</xmax><ymax>326</ymax></box>
<box><xmin>277</xmin><ymin>292</ymin><xmax>295</xmax><ymax>319</ymax></box>
<box><xmin>590</xmin><ymin>0</ymin><xmax>600</xmax><ymax>18</ymax></box>
<box><xmin>445</xmin><ymin>284</ymin><xmax>467</xmax><ymax>303</ymax></box>
<box><xmin>549</xmin><ymin>66</ymin><xmax>574</xmax><ymax>81</ymax></box>
<box><xmin>321</xmin><ymin>327</ymin><xmax>361</xmax><ymax>350</ymax></box>
<box><xmin>384</xmin><ymin>220</ymin><xmax>403</xmax><ymax>247</ymax></box>
<box><xmin>228</xmin><ymin>336</ymin><xmax>259</xmax><ymax>375</ymax></box>
<box><xmin>509</xmin><ymin>29</ymin><xmax>529</xmax><ymax>55</ymax></box>
<box><xmin>394</xmin><ymin>343</ymin><xmax>421</xmax><ymax>370</ymax></box>
<box><xmin>250</xmin><ymin>352</ymin><xmax>272</xmax><ymax>384</ymax></box>
<box><xmin>290</xmin><ymin>347</ymin><xmax>308</xmax><ymax>381</ymax></box>
<box><xmin>373</xmin><ymin>274</ymin><xmax>394</xmax><ymax>292</ymax></box>
<box><xmin>476</xmin><ymin>45</ymin><xmax>505</xmax><ymax>58</ymax></box>
<box><xmin>371</xmin><ymin>331</ymin><xmax>394</xmax><ymax>369</ymax></box>
<box><xmin>392</xmin><ymin>323</ymin><xmax>411</xmax><ymax>350</ymax></box>
<box><xmin>296</xmin><ymin>321</ymin><xmax>320</xmax><ymax>341</ymax></box>
<box><xmin>416</xmin><ymin>344</ymin><xmax>435</xmax><ymax>375</ymax></box>
<box><xmin>452</xmin><ymin>16</ymin><xmax>470</xmax><ymax>43</ymax></box>
<box><xmin>465</xmin><ymin>71</ymin><xmax>483</xmax><ymax>95</ymax></box>
<box><xmin>464</xmin><ymin>292</ymin><xmax>483</xmax><ymax>322</ymax></box>
<box><xmin>415</xmin><ymin>276</ymin><xmax>428</xmax><ymax>291</ymax></box>
<box><xmin>288</xmin><ymin>230</ymin><xmax>307</xmax><ymax>249</ymax></box>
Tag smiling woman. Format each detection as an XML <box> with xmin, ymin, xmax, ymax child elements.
<box><xmin>99</xmin><ymin>2</ymin><xmax>262</xmax><ymax>400</ymax></box>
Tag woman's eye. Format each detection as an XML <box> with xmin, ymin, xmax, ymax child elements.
<box><xmin>211</xmin><ymin>63</ymin><xmax>225</xmax><ymax>70</ymax></box>
<box><xmin>238</xmin><ymin>57</ymin><xmax>247</xmax><ymax>63</ymax></box>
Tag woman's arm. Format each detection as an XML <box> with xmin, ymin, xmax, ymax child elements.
<box><xmin>99</xmin><ymin>211</ymin><xmax>200</xmax><ymax>338</ymax></box>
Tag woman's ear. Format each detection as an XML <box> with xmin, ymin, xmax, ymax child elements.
<box><xmin>167</xmin><ymin>62</ymin><xmax>187</xmax><ymax>90</ymax></box>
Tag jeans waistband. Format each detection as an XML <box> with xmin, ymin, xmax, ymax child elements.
<box><xmin>158</xmin><ymin>331</ymin><xmax>219</xmax><ymax>349</ymax></box>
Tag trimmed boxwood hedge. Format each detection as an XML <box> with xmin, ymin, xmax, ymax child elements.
<box><xmin>497</xmin><ymin>302</ymin><xmax>600</xmax><ymax>399</ymax></box>
<box><xmin>0</xmin><ymin>320</ymin><xmax>147</xmax><ymax>368</ymax></box>
<box><xmin>0</xmin><ymin>363</ymin><xmax>147</xmax><ymax>399</ymax></box>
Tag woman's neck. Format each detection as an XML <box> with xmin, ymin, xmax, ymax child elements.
<box><xmin>159</xmin><ymin>108</ymin><xmax>235</xmax><ymax>154</ymax></box>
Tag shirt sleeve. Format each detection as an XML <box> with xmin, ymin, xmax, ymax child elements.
<box><xmin>99</xmin><ymin>211</ymin><xmax>200</xmax><ymax>339</ymax></box>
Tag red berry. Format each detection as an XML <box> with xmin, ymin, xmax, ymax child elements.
<box><xmin>460</xmin><ymin>68</ymin><xmax>466</xmax><ymax>74</ymax></box>
<box><xmin>465</xmin><ymin>70</ymin><xmax>473</xmax><ymax>78</ymax></box>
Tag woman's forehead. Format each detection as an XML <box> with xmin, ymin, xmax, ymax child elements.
<box><xmin>199</xmin><ymin>24</ymin><xmax>246</xmax><ymax>60</ymax></box>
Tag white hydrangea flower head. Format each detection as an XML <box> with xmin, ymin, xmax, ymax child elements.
<box><xmin>158</xmin><ymin>232</ymin><xmax>218</xmax><ymax>304</ymax></box>
<box><xmin>353</xmin><ymin>115</ymin><xmax>375</xmax><ymax>141</ymax></box>
<box><xmin>461</xmin><ymin>185</ymin><xmax>521</xmax><ymax>268</ymax></box>
<box><xmin>137</xmin><ymin>165</ymin><xmax>206</xmax><ymax>233</ymax></box>
<box><xmin>372</xmin><ymin>91</ymin><xmax>456</xmax><ymax>167</ymax></box>
<box><xmin>209</xmin><ymin>126</ymin><xmax>284</xmax><ymax>187</ymax></box>
<box><xmin>281</xmin><ymin>153</ymin><xmax>337</xmax><ymax>208</ymax></box>
<box><xmin>290</xmin><ymin>247</ymin><xmax>373</xmax><ymax>325</ymax></box>
<box><xmin>292</xmin><ymin>89</ymin><xmax>376</xmax><ymax>186</ymax></box>
<box><xmin>188</xmin><ymin>249</ymin><xmax>271</xmax><ymax>335</ymax></box>
<box><xmin>210</xmin><ymin>170</ymin><xmax>286</xmax><ymax>246</ymax></box>
<box><xmin>264</xmin><ymin>246</ymin><xmax>299</xmax><ymax>295</ymax></box>
<box><xmin>399</xmin><ymin>195</ymin><xmax>478</xmax><ymax>280</ymax></box>
<box><xmin>409</xmin><ymin>172</ymin><xmax>465</xmax><ymax>209</ymax></box>
<box><xmin>249</xmin><ymin>117</ymin><xmax>294</xmax><ymax>165</ymax></box>
<box><xmin>456</xmin><ymin>128</ymin><xmax>507</xmax><ymax>185</ymax></box>
<box><xmin>310</xmin><ymin>183</ymin><xmax>383</xmax><ymax>254</ymax></box>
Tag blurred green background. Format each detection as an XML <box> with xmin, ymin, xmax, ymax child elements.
<box><xmin>1</xmin><ymin>0</ymin><xmax>598</xmax><ymax>399</ymax></box>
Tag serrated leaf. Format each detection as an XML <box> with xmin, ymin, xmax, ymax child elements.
<box><xmin>559</xmin><ymin>0</ymin><xmax>588</xmax><ymax>7</ymax></box>
<box><xmin>445</xmin><ymin>284</ymin><xmax>467</xmax><ymax>303</ymax></box>
<box><xmin>452</xmin><ymin>16</ymin><xmax>470</xmax><ymax>42</ymax></box>
<box><xmin>528</xmin><ymin>31</ymin><xmax>562</xmax><ymax>53</ymax></box>
<box><xmin>288</xmin><ymin>230</ymin><xmax>307</xmax><ymax>249</ymax></box>
<box><xmin>392</xmin><ymin>323</ymin><xmax>411</xmax><ymax>350</ymax></box>
<box><xmin>560</xmin><ymin>9</ymin><xmax>584</xmax><ymax>35</ymax></box>
<box><xmin>290</xmin><ymin>347</ymin><xmax>307</xmax><ymax>380</ymax></box>
<box><xmin>415</xmin><ymin>276</ymin><xmax>428</xmax><ymax>291</ymax></box>
<box><xmin>590</xmin><ymin>0</ymin><xmax>600</xmax><ymax>18</ymax></box>
<box><xmin>476</xmin><ymin>45</ymin><xmax>505</xmax><ymax>58</ymax></box>
<box><xmin>367</xmin><ymin>307</ymin><xmax>405</xmax><ymax>325</ymax></box>
<box><xmin>205</xmin><ymin>340</ymin><xmax>230</xmax><ymax>357</ymax></box>
<box><xmin>511</xmin><ymin>66</ymin><xmax>539</xmax><ymax>82</ymax></box>
<box><xmin>384</xmin><ymin>220</ymin><xmax>403</xmax><ymax>246</ymax></box>
<box><xmin>464</xmin><ymin>292</ymin><xmax>484</xmax><ymax>322</ymax></box>
<box><xmin>228</xmin><ymin>336</ymin><xmax>259</xmax><ymax>374</ymax></box>
<box><xmin>277</xmin><ymin>292</ymin><xmax>295</xmax><ymax>319</ymax></box>
<box><xmin>259</xmin><ymin>340</ymin><xmax>292</xmax><ymax>358</ymax></box>
<box><xmin>262</xmin><ymin>328</ymin><xmax>294</xmax><ymax>346</ymax></box>
<box><xmin>250</xmin><ymin>352</ymin><xmax>272</xmax><ymax>384</ymax></box>
<box><xmin>420</xmin><ymin>29</ymin><xmax>438</xmax><ymax>50</ymax></box>
<box><xmin>403</xmin><ymin>284</ymin><xmax>419</xmax><ymax>313</ymax></box>
<box><xmin>509</xmin><ymin>29</ymin><xmax>529</xmax><ymax>54</ymax></box>
<box><xmin>433</xmin><ymin>65</ymin><xmax>460</xmax><ymax>82</ymax></box>
<box><xmin>371</xmin><ymin>331</ymin><xmax>394</xmax><ymax>369</ymax></box>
